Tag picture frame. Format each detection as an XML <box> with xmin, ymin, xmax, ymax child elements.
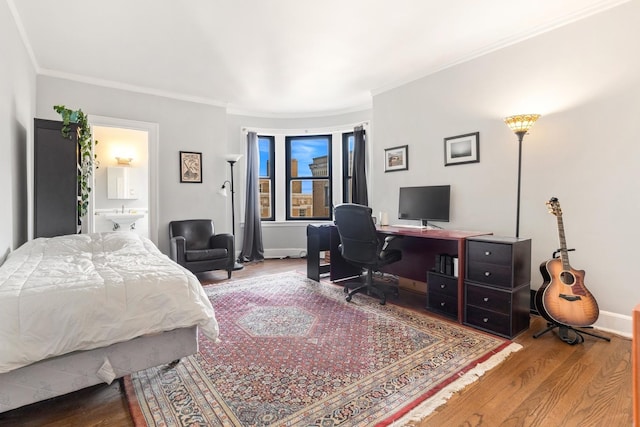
<box><xmin>179</xmin><ymin>151</ymin><xmax>202</xmax><ymax>183</ymax></box>
<box><xmin>444</xmin><ymin>132</ymin><xmax>479</xmax><ymax>166</ymax></box>
<box><xmin>384</xmin><ymin>145</ymin><xmax>409</xmax><ymax>172</ymax></box>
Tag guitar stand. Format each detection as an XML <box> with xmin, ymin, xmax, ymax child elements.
<box><xmin>533</xmin><ymin>322</ymin><xmax>611</xmax><ymax>345</ymax></box>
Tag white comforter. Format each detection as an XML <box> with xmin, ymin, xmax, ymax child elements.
<box><xmin>0</xmin><ymin>232</ymin><xmax>219</xmax><ymax>374</ymax></box>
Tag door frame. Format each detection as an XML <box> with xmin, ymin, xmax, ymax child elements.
<box><xmin>87</xmin><ymin>115</ymin><xmax>159</xmax><ymax>245</ymax></box>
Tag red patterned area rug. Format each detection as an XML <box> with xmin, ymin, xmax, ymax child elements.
<box><xmin>125</xmin><ymin>272</ymin><xmax>521</xmax><ymax>426</ymax></box>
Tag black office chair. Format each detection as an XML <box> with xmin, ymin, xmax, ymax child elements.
<box><xmin>333</xmin><ymin>203</ymin><xmax>402</xmax><ymax>305</ymax></box>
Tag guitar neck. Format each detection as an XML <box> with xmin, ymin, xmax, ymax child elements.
<box><xmin>556</xmin><ymin>215</ymin><xmax>571</xmax><ymax>270</ymax></box>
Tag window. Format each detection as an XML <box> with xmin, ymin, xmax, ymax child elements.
<box><xmin>342</xmin><ymin>132</ymin><xmax>354</xmax><ymax>203</ymax></box>
<box><xmin>258</xmin><ymin>135</ymin><xmax>275</xmax><ymax>220</ymax></box>
<box><xmin>285</xmin><ymin>135</ymin><xmax>332</xmax><ymax>220</ymax></box>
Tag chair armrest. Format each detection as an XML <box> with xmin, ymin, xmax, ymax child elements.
<box><xmin>211</xmin><ymin>233</ymin><xmax>234</xmax><ymax>252</ymax></box>
<box><xmin>381</xmin><ymin>235</ymin><xmax>396</xmax><ymax>252</ymax></box>
<box><xmin>170</xmin><ymin>236</ymin><xmax>187</xmax><ymax>266</ymax></box>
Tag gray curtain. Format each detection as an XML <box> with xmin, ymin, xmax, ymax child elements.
<box><xmin>351</xmin><ymin>125</ymin><xmax>368</xmax><ymax>206</ymax></box>
<box><xmin>239</xmin><ymin>132</ymin><xmax>265</xmax><ymax>262</ymax></box>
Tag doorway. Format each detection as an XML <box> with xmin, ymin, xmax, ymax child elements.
<box><xmin>87</xmin><ymin>116</ymin><xmax>159</xmax><ymax>244</ymax></box>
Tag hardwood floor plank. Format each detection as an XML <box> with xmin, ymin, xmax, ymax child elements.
<box><xmin>0</xmin><ymin>259</ymin><xmax>632</xmax><ymax>426</ymax></box>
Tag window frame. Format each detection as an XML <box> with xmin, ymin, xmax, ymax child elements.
<box><xmin>285</xmin><ymin>134</ymin><xmax>333</xmax><ymax>221</ymax></box>
<box><xmin>258</xmin><ymin>135</ymin><xmax>275</xmax><ymax>221</ymax></box>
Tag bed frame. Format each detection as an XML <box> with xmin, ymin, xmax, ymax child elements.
<box><xmin>0</xmin><ymin>326</ymin><xmax>198</xmax><ymax>413</ymax></box>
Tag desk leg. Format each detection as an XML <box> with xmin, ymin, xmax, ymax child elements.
<box><xmin>329</xmin><ymin>227</ymin><xmax>361</xmax><ymax>282</ymax></box>
<box><xmin>306</xmin><ymin>233</ymin><xmax>320</xmax><ymax>281</ymax></box>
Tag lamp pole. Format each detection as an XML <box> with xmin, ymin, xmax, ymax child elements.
<box><xmin>225</xmin><ymin>155</ymin><xmax>244</xmax><ymax>270</ymax></box>
<box><xmin>503</xmin><ymin>114</ymin><xmax>541</xmax><ymax>239</ymax></box>
<box><xmin>515</xmin><ymin>131</ymin><xmax>525</xmax><ymax>238</ymax></box>
<box><xmin>228</xmin><ymin>160</ymin><xmax>237</xmax><ymax>237</ymax></box>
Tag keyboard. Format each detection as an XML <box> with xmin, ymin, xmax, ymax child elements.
<box><xmin>389</xmin><ymin>224</ymin><xmax>427</xmax><ymax>229</ymax></box>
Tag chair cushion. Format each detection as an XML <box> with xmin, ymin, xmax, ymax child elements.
<box><xmin>185</xmin><ymin>248</ymin><xmax>228</xmax><ymax>262</ymax></box>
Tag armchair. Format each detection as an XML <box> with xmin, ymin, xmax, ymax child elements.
<box><xmin>333</xmin><ymin>204</ymin><xmax>402</xmax><ymax>305</ymax></box>
<box><xmin>169</xmin><ymin>219</ymin><xmax>235</xmax><ymax>278</ymax></box>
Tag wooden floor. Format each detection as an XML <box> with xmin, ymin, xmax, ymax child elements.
<box><xmin>0</xmin><ymin>258</ymin><xmax>632</xmax><ymax>427</ymax></box>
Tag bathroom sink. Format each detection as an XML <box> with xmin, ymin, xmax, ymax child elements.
<box><xmin>103</xmin><ymin>213</ymin><xmax>145</xmax><ymax>230</ymax></box>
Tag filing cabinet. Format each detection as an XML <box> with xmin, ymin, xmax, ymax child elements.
<box><xmin>464</xmin><ymin>236</ymin><xmax>531</xmax><ymax>338</ymax></box>
<box><xmin>427</xmin><ymin>271</ymin><xmax>458</xmax><ymax>319</ymax></box>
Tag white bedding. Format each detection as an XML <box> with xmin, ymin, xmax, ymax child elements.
<box><xmin>0</xmin><ymin>232</ymin><xmax>219</xmax><ymax>374</ymax></box>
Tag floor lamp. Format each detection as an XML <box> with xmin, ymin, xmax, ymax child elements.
<box><xmin>503</xmin><ymin>114</ymin><xmax>540</xmax><ymax>238</ymax></box>
<box><xmin>219</xmin><ymin>153</ymin><xmax>244</xmax><ymax>270</ymax></box>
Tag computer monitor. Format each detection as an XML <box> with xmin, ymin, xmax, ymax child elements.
<box><xmin>398</xmin><ymin>185</ymin><xmax>450</xmax><ymax>225</ymax></box>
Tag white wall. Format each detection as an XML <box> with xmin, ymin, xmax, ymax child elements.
<box><xmin>36</xmin><ymin>76</ymin><xmax>228</xmax><ymax>254</ymax></box>
<box><xmin>372</xmin><ymin>1</ymin><xmax>640</xmax><ymax>327</ymax></box>
<box><xmin>226</xmin><ymin>110</ymin><xmax>371</xmax><ymax>258</ymax></box>
<box><xmin>0</xmin><ymin>1</ymin><xmax>36</xmax><ymax>260</ymax></box>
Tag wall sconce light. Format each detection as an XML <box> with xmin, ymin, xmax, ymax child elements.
<box><xmin>503</xmin><ymin>114</ymin><xmax>541</xmax><ymax>238</ymax></box>
<box><xmin>116</xmin><ymin>157</ymin><xmax>133</xmax><ymax>166</ymax></box>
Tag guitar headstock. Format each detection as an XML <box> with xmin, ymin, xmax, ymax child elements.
<box><xmin>546</xmin><ymin>197</ymin><xmax>562</xmax><ymax>217</ymax></box>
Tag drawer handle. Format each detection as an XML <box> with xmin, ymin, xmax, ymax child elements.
<box><xmin>483</xmin><ymin>317</ymin><xmax>489</xmax><ymax>323</ymax></box>
<box><xmin>484</xmin><ymin>251</ymin><xmax>491</xmax><ymax>256</ymax></box>
<box><xmin>483</xmin><ymin>297</ymin><xmax>489</xmax><ymax>302</ymax></box>
<box><xmin>440</xmin><ymin>284</ymin><xmax>446</xmax><ymax>289</ymax></box>
<box><xmin>440</xmin><ymin>302</ymin><xmax>446</xmax><ymax>307</ymax></box>
<box><xmin>484</xmin><ymin>271</ymin><xmax>491</xmax><ymax>277</ymax></box>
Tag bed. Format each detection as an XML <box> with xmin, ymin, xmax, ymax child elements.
<box><xmin>0</xmin><ymin>232</ymin><xmax>219</xmax><ymax>413</ymax></box>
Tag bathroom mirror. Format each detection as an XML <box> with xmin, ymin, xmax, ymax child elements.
<box><xmin>107</xmin><ymin>166</ymin><xmax>138</xmax><ymax>200</ymax></box>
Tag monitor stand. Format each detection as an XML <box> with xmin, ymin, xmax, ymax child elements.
<box><xmin>421</xmin><ymin>220</ymin><xmax>443</xmax><ymax>229</ymax></box>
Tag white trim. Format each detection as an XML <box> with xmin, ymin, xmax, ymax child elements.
<box><xmin>39</xmin><ymin>69</ymin><xmax>228</xmax><ymax>109</ymax></box>
<box><xmin>593</xmin><ymin>310</ymin><xmax>632</xmax><ymax>339</ymax></box>
<box><xmin>87</xmin><ymin>115</ymin><xmax>160</xmax><ymax>245</ymax></box>
<box><xmin>263</xmin><ymin>248</ymin><xmax>308</xmax><ymax>259</ymax></box>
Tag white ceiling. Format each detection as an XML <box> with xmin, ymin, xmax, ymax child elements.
<box><xmin>9</xmin><ymin>0</ymin><xmax>628</xmax><ymax>117</ymax></box>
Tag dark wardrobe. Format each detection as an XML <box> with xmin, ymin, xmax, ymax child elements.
<box><xmin>34</xmin><ymin>118</ymin><xmax>79</xmax><ymax>238</ymax></box>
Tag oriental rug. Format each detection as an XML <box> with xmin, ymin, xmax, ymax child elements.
<box><xmin>125</xmin><ymin>272</ymin><xmax>521</xmax><ymax>426</ymax></box>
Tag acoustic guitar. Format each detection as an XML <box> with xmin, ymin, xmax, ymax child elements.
<box><xmin>535</xmin><ymin>198</ymin><xmax>599</xmax><ymax>327</ymax></box>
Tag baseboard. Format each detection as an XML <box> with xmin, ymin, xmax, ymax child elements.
<box><xmin>264</xmin><ymin>248</ymin><xmax>307</xmax><ymax>259</ymax></box>
<box><xmin>594</xmin><ymin>310</ymin><xmax>632</xmax><ymax>339</ymax></box>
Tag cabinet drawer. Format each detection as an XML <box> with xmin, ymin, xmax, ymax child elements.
<box><xmin>465</xmin><ymin>305</ymin><xmax>511</xmax><ymax>337</ymax></box>
<box><xmin>427</xmin><ymin>292</ymin><xmax>458</xmax><ymax>318</ymax></box>
<box><xmin>427</xmin><ymin>272</ymin><xmax>458</xmax><ymax>297</ymax></box>
<box><xmin>466</xmin><ymin>262</ymin><xmax>513</xmax><ymax>288</ymax></box>
<box><xmin>467</xmin><ymin>241</ymin><xmax>512</xmax><ymax>266</ymax></box>
<box><xmin>465</xmin><ymin>284</ymin><xmax>511</xmax><ymax>314</ymax></box>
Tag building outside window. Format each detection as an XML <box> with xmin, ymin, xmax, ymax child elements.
<box><xmin>285</xmin><ymin>135</ymin><xmax>332</xmax><ymax>220</ymax></box>
<box><xmin>258</xmin><ymin>135</ymin><xmax>275</xmax><ymax>220</ymax></box>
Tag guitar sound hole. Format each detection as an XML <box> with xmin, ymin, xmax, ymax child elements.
<box><xmin>560</xmin><ymin>271</ymin><xmax>575</xmax><ymax>286</ymax></box>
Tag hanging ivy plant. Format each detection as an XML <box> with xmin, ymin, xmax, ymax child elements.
<box><xmin>53</xmin><ymin>105</ymin><xmax>97</xmax><ymax>219</ymax></box>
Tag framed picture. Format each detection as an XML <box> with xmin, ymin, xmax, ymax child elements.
<box><xmin>180</xmin><ymin>151</ymin><xmax>202</xmax><ymax>183</ymax></box>
<box><xmin>384</xmin><ymin>145</ymin><xmax>408</xmax><ymax>172</ymax></box>
<box><xmin>444</xmin><ymin>132</ymin><xmax>479</xmax><ymax>166</ymax></box>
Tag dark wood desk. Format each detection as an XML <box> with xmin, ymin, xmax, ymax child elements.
<box><xmin>329</xmin><ymin>225</ymin><xmax>490</xmax><ymax>323</ymax></box>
